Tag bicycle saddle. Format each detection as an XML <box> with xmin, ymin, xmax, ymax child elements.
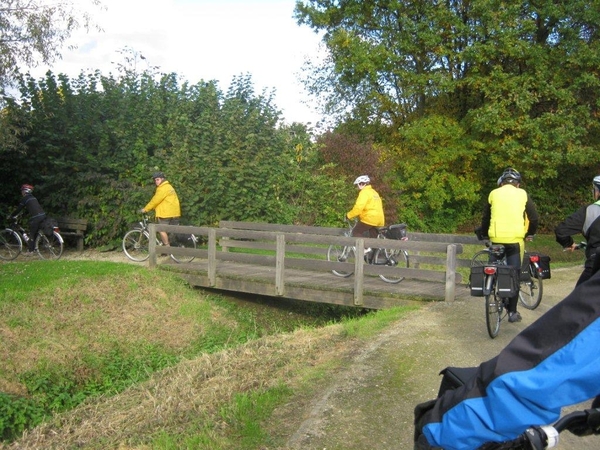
<box><xmin>489</xmin><ymin>244</ymin><xmax>505</xmax><ymax>258</ymax></box>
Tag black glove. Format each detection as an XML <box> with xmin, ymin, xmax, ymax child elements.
<box><xmin>474</xmin><ymin>226</ymin><xmax>489</xmax><ymax>241</ymax></box>
<box><xmin>414</xmin><ymin>399</ymin><xmax>437</xmax><ymax>448</ymax></box>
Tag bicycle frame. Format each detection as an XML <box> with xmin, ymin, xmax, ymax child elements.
<box><xmin>327</xmin><ymin>218</ymin><xmax>409</xmax><ymax>283</ymax></box>
<box><xmin>122</xmin><ymin>214</ymin><xmax>197</xmax><ymax>263</ymax></box>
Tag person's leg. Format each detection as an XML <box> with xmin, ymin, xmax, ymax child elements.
<box><xmin>351</xmin><ymin>221</ymin><xmax>372</xmax><ymax>238</ymax></box>
<box><xmin>156</xmin><ymin>218</ymin><xmax>171</xmax><ymax>246</ymax></box>
<box><xmin>505</xmin><ymin>243</ymin><xmax>522</xmax><ymax>319</ymax></box>
<box><xmin>28</xmin><ymin>216</ymin><xmax>44</xmax><ymax>252</ymax></box>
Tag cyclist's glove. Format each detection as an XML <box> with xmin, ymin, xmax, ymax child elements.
<box><xmin>474</xmin><ymin>226</ymin><xmax>489</xmax><ymax>241</ymax></box>
<box><xmin>414</xmin><ymin>399</ymin><xmax>439</xmax><ymax>449</ymax></box>
<box><xmin>565</xmin><ymin>408</ymin><xmax>600</xmax><ymax>436</ymax></box>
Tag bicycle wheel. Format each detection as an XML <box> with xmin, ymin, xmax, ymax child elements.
<box><xmin>485</xmin><ymin>292</ymin><xmax>501</xmax><ymax>338</ymax></box>
<box><xmin>519</xmin><ymin>264</ymin><xmax>543</xmax><ymax>310</ymax></box>
<box><xmin>327</xmin><ymin>244</ymin><xmax>355</xmax><ymax>277</ymax></box>
<box><xmin>471</xmin><ymin>250</ymin><xmax>491</xmax><ymax>267</ymax></box>
<box><xmin>122</xmin><ymin>229</ymin><xmax>150</xmax><ymax>262</ymax></box>
<box><xmin>376</xmin><ymin>248</ymin><xmax>409</xmax><ymax>284</ymax></box>
<box><xmin>35</xmin><ymin>231</ymin><xmax>63</xmax><ymax>260</ymax></box>
<box><xmin>170</xmin><ymin>234</ymin><xmax>197</xmax><ymax>263</ymax></box>
<box><xmin>0</xmin><ymin>229</ymin><xmax>22</xmax><ymax>261</ymax></box>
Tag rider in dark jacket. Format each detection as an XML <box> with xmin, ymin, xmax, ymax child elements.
<box><xmin>555</xmin><ymin>175</ymin><xmax>600</xmax><ymax>286</ymax></box>
<box><xmin>10</xmin><ymin>184</ymin><xmax>46</xmax><ymax>254</ymax></box>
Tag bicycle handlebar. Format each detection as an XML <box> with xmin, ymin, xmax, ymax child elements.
<box><xmin>480</xmin><ymin>408</ymin><xmax>600</xmax><ymax>449</ymax></box>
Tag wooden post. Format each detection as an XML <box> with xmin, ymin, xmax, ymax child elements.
<box><xmin>208</xmin><ymin>228</ymin><xmax>217</xmax><ymax>286</ymax></box>
<box><xmin>445</xmin><ymin>244</ymin><xmax>457</xmax><ymax>302</ymax></box>
<box><xmin>354</xmin><ymin>238</ymin><xmax>364</xmax><ymax>306</ymax></box>
<box><xmin>275</xmin><ymin>233</ymin><xmax>285</xmax><ymax>296</ymax></box>
<box><xmin>148</xmin><ymin>223</ymin><xmax>157</xmax><ymax>268</ymax></box>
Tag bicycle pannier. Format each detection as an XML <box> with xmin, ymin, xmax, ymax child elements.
<box><xmin>497</xmin><ymin>266</ymin><xmax>519</xmax><ymax>298</ymax></box>
<box><xmin>527</xmin><ymin>252</ymin><xmax>551</xmax><ymax>279</ymax></box>
<box><xmin>387</xmin><ymin>223</ymin><xmax>407</xmax><ymax>240</ymax></box>
<box><xmin>469</xmin><ymin>266</ymin><xmax>485</xmax><ymax>297</ymax></box>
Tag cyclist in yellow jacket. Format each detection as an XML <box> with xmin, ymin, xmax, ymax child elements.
<box><xmin>480</xmin><ymin>168</ymin><xmax>539</xmax><ymax>323</ymax></box>
<box><xmin>346</xmin><ymin>175</ymin><xmax>385</xmax><ymax>239</ymax></box>
<box><xmin>141</xmin><ymin>172</ymin><xmax>181</xmax><ymax>247</ymax></box>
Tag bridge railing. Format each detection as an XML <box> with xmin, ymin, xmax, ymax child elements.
<box><xmin>147</xmin><ymin>222</ymin><xmax>480</xmax><ymax>304</ymax></box>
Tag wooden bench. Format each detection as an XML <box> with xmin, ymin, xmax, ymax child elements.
<box><xmin>56</xmin><ymin>217</ymin><xmax>88</xmax><ymax>251</ymax></box>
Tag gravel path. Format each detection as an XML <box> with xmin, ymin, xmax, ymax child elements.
<box><xmin>284</xmin><ymin>265</ymin><xmax>600</xmax><ymax>450</ymax></box>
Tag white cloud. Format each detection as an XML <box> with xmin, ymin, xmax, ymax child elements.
<box><xmin>29</xmin><ymin>0</ymin><xmax>325</xmax><ymax>125</ymax></box>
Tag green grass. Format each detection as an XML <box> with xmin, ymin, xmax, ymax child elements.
<box><xmin>0</xmin><ymin>259</ymin><xmax>372</xmax><ymax>444</ymax></box>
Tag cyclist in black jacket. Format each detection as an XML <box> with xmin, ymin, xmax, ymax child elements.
<box><xmin>9</xmin><ymin>184</ymin><xmax>46</xmax><ymax>255</ymax></box>
<box><xmin>555</xmin><ymin>175</ymin><xmax>600</xmax><ymax>286</ymax></box>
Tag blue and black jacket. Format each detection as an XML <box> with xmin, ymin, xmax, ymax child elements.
<box><xmin>416</xmin><ymin>271</ymin><xmax>600</xmax><ymax>450</ymax></box>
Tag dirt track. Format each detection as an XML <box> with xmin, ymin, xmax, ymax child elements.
<box><xmin>283</xmin><ymin>265</ymin><xmax>600</xmax><ymax>450</ymax></box>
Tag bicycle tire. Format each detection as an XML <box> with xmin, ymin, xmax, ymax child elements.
<box><xmin>36</xmin><ymin>231</ymin><xmax>64</xmax><ymax>260</ymax></box>
<box><xmin>518</xmin><ymin>263</ymin><xmax>543</xmax><ymax>310</ymax></box>
<box><xmin>122</xmin><ymin>229</ymin><xmax>150</xmax><ymax>262</ymax></box>
<box><xmin>471</xmin><ymin>250</ymin><xmax>490</xmax><ymax>267</ymax></box>
<box><xmin>0</xmin><ymin>229</ymin><xmax>22</xmax><ymax>261</ymax></box>
<box><xmin>170</xmin><ymin>233</ymin><xmax>197</xmax><ymax>263</ymax></box>
<box><xmin>486</xmin><ymin>292</ymin><xmax>501</xmax><ymax>338</ymax></box>
<box><xmin>375</xmin><ymin>248</ymin><xmax>409</xmax><ymax>284</ymax></box>
<box><xmin>327</xmin><ymin>244</ymin><xmax>355</xmax><ymax>277</ymax></box>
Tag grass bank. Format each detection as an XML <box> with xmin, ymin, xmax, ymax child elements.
<box><xmin>0</xmin><ymin>259</ymin><xmax>414</xmax><ymax>448</ymax></box>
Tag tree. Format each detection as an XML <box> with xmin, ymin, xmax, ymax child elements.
<box><xmin>295</xmin><ymin>0</ymin><xmax>600</xmax><ymax>230</ymax></box>
<box><xmin>0</xmin><ymin>0</ymin><xmax>101</xmax><ymax>91</ymax></box>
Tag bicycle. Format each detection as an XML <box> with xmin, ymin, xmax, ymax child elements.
<box><xmin>326</xmin><ymin>219</ymin><xmax>410</xmax><ymax>284</ymax></box>
<box><xmin>470</xmin><ymin>241</ymin><xmax>542</xmax><ymax>338</ymax></box>
<box><xmin>0</xmin><ymin>214</ymin><xmax>64</xmax><ymax>260</ymax></box>
<box><xmin>472</xmin><ymin>243</ymin><xmax>544</xmax><ymax>311</ymax></box>
<box><xmin>122</xmin><ymin>214</ymin><xmax>198</xmax><ymax>263</ymax></box>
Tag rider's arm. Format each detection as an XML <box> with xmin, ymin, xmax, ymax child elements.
<box><xmin>9</xmin><ymin>197</ymin><xmax>26</xmax><ymax>218</ymax></box>
<box><xmin>524</xmin><ymin>193</ymin><xmax>539</xmax><ymax>237</ymax></box>
<box><xmin>555</xmin><ymin>205</ymin><xmax>587</xmax><ymax>249</ymax></box>
<box><xmin>346</xmin><ymin>189</ymin><xmax>368</xmax><ymax>220</ymax></box>
<box><xmin>418</xmin><ymin>272</ymin><xmax>600</xmax><ymax>450</ymax></box>
<box><xmin>480</xmin><ymin>202</ymin><xmax>491</xmax><ymax>238</ymax></box>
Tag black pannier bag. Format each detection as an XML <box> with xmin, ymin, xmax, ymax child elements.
<box><xmin>386</xmin><ymin>223</ymin><xmax>407</xmax><ymax>240</ymax></box>
<box><xmin>41</xmin><ymin>217</ymin><xmax>59</xmax><ymax>236</ymax></box>
<box><xmin>526</xmin><ymin>252</ymin><xmax>551</xmax><ymax>279</ymax></box>
<box><xmin>497</xmin><ymin>265</ymin><xmax>519</xmax><ymax>297</ymax></box>
<box><xmin>469</xmin><ymin>266</ymin><xmax>485</xmax><ymax>296</ymax></box>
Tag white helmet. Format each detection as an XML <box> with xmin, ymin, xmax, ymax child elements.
<box><xmin>353</xmin><ymin>175</ymin><xmax>370</xmax><ymax>185</ymax></box>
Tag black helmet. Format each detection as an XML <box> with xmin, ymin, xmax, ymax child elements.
<box><xmin>500</xmin><ymin>167</ymin><xmax>521</xmax><ymax>185</ymax></box>
<box><xmin>152</xmin><ymin>171</ymin><xmax>165</xmax><ymax>180</ymax></box>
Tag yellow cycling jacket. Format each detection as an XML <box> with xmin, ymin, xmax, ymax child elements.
<box><xmin>144</xmin><ymin>180</ymin><xmax>181</xmax><ymax>219</ymax></box>
<box><xmin>487</xmin><ymin>184</ymin><xmax>530</xmax><ymax>243</ymax></box>
<box><xmin>346</xmin><ymin>185</ymin><xmax>385</xmax><ymax>227</ymax></box>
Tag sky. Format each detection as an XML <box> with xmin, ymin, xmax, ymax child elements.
<box><xmin>29</xmin><ymin>0</ymin><xmax>326</xmax><ymax>125</ymax></box>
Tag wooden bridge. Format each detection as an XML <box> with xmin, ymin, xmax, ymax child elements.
<box><xmin>148</xmin><ymin>221</ymin><xmax>481</xmax><ymax>310</ymax></box>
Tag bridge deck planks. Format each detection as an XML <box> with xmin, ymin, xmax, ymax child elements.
<box><xmin>160</xmin><ymin>258</ymin><xmax>472</xmax><ymax>309</ymax></box>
